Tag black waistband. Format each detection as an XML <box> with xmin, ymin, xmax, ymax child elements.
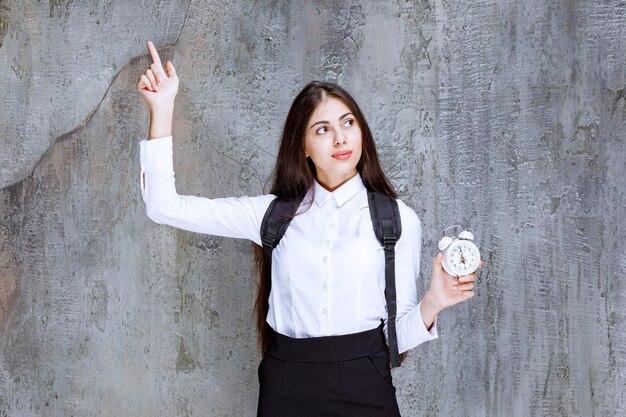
<box><xmin>266</xmin><ymin>323</ymin><xmax>387</xmax><ymax>363</ymax></box>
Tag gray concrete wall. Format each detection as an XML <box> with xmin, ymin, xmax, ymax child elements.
<box><xmin>0</xmin><ymin>0</ymin><xmax>624</xmax><ymax>416</ymax></box>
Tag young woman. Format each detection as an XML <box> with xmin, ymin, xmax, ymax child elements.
<box><xmin>137</xmin><ymin>40</ymin><xmax>480</xmax><ymax>417</ymax></box>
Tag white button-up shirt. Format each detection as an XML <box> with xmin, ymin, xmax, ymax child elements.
<box><xmin>140</xmin><ymin>136</ymin><xmax>437</xmax><ymax>353</ymax></box>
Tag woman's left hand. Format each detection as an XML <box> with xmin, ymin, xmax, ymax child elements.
<box><xmin>426</xmin><ymin>252</ymin><xmax>482</xmax><ymax>312</ymax></box>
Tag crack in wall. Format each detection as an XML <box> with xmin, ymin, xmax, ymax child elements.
<box><xmin>199</xmin><ymin>117</ymin><xmax>269</xmax><ymax>193</ymax></box>
<box><xmin>0</xmin><ymin>45</ymin><xmax>177</xmax><ymax>193</ymax></box>
<box><xmin>174</xmin><ymin>0</ymin><xmax>193</xmax><ymax>48</ymax></box>
<box><xmin>0</xmin><ymin>0</ymin><xmax>194</xmax><ymax>192</ymax></box>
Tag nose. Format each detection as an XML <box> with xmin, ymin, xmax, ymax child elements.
<box><xmin>334</xmin><ymin>133</ymin><xmax>347</xmax><ymax>146</ymax></box>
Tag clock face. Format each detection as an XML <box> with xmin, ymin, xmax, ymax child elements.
<box><xmin>446</xmin><ymin>240</ymin><xmax>480</xmax><ymax>276</ymax></box>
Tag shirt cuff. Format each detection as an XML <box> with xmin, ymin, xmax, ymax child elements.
<box><xmin>139</xmin><ymin>136</ymin><xmax>174</xmax><ymax>200</ymax></box>
<box><xmin>397</xmin><ymin>300</ymin><xmax>439</xmax><ymax>353</ymax></box>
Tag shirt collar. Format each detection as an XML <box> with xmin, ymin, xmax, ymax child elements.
<box><xmin>313</xmin><ymin>173</ymin><xmax>364</xmax><ymax>207</ymax></box>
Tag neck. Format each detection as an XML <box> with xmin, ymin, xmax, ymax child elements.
<box><xmin>316</xmin><ymin>171</ymin><xmax>358</xmax><ymax>192</ymax></box>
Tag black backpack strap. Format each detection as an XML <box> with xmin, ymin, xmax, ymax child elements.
<box><xmin>260</xmin><ymin>197</ymin><xmax>300</xmax><ymax>261</ymax></box>
<box><xmin>367</xmin><ymin>189</ymin><xmax>402</xmax><ymax>368</ymax></box>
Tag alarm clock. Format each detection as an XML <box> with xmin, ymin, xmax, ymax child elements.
<box><xmin>438</xmin><ymin>225</ymin><xmax>481</xmax><ymax>277</ymax></box>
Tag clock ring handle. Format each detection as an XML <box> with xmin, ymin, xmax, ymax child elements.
<box><xmin>442</xmin><ymin>224</ymin><xmax>465</xmax><ymax>237</ymax></box>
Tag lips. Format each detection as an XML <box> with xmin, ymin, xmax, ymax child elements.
<box><xmin>332</xmin><ymin>150</ymin><xmax>352</xmax><ymax>160</ymax></box>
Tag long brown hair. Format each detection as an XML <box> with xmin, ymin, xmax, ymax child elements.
<box><xmin>253</xmin><ymin>81</ymin><xmax>399</xmax><ymax>355</ymax></box>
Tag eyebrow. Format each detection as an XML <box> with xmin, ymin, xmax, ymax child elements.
<box><xmin>309</xmin><ymin>112</ymin><xmax>354</xmax><ymax>130</ymax></box>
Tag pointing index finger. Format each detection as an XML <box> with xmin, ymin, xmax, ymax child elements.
<box><xmin>147</xmin><ymin>41</ymin><xmax>164</xmax><ymax>73</ymax></box>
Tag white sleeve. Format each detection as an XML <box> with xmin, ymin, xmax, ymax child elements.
<box><xmin>390</xmin><ymin>200</ymin><xmax>438</xmax><ymax>353</ymax></box>
<box><xmin>139</xmin><ymin>136</ymin><xmax>276</xmax><ymax>246</ymax></box>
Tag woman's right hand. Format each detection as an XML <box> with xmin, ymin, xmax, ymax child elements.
<box><xmin>137</xmin><ymin>40</ymin><xmax>179</xmax><ymax>111</ymax></box>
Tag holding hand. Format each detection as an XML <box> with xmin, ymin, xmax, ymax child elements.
<box><xmin>136</xmin><ymin>40</ymin><xmax>179</xmax><ymax>111</ymax></box>
<box><xmin>426</xmin><ymin>252</ymin><xmax>482</xmax><ymax>312</ymax></box>
<box><xmin>419</xmin><ymin>252</ymin><xmax>481</xmax><ymax>331</ymax></box>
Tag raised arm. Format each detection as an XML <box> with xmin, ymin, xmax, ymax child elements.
<box><xmin>136</xmin><ymin>41</ymin><xmax>276</xmax><ymax>245</ymax></box>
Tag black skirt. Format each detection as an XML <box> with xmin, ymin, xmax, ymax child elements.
<box><xmin>257</xmin><ymin>323</ymin><xmax>401</xmax><ymax>417</ymax></box>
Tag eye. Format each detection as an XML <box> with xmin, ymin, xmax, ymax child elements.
<box><xmin>343</xmin><ymin>119</ymin><xmax>354</xmax><ymax>127</ymax></box>
<box><xmin>316</xmin><ymin>126</ymin><xmax>328</xmax><ymax>135</ymax></box>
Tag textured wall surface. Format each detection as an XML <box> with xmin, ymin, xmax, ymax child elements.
<box><xmin>1</xmin><ymin>0</ymin><xmax>625</xmax><ymax>416</ymax></box>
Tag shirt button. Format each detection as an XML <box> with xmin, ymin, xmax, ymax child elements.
<box><xmin>322</xmin><ymin>308</ymin><xmax>327</xmax><ymax>314</ymax></box>
<box><xmin>325</xmin><ymin>240</ymin><xmax>331</xmax><ymax>245</ymax></box>
<box><xmin>322</xmin><ymin>256</ymin><xmax>327</xmax><ymax>262</ymax></box>
<box><xmin>323</xmin><ymin>282</ymin><xmax>328</xmax><ymax>289</ymax></box>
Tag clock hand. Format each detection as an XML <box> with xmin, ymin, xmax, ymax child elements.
<box><xmin>458</xmin><ymin>247</ymin><xmax>466</xmax><ymax>264</ymax></box>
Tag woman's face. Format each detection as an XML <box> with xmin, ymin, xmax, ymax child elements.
<box><xmin>304</xmin><ymin>97</ymin><xmax>363</xmax><ymax>190</ymax></box>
